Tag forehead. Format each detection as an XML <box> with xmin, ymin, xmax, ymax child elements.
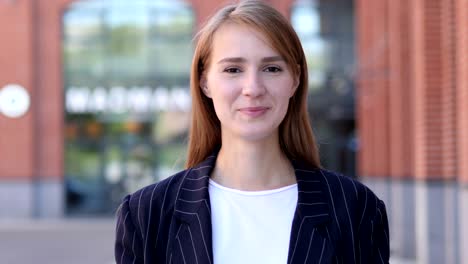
<box><xmin>210</xmin><ymin>22</ymin><xmax>280</xmax><ymax>60</ymax></box>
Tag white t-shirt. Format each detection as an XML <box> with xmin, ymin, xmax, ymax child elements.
<box><xmin>208</xmin><ymin>179</ymin><xmax>298</xmax><ymax>264</ymax></box>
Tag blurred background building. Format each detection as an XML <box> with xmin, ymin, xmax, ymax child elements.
<box><xmin>0</xmin><ymin>0</ymin><xmax>466</xmax><ymax>263</ymax></box>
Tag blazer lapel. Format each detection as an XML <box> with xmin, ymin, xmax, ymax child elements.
<box><xmin>287</xmin><ymin>161</ymin><xmax>335</xmax><ymax>264</ymax></box>
<box><xmin>172</xmin><ymin>154</ymin><xmax>217</xmax><ymax>264</ymax></box>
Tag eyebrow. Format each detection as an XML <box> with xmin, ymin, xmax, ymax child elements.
<box><xmin>216</xmin><ymin>56</ymin><xmax>284</xmax><ymax>64</ymax></box>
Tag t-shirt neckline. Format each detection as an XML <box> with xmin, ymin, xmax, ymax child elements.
<box><xmin>208</xmin><ymin>178</ymin><xmax>297</xmax><ymax>196</ymax></box>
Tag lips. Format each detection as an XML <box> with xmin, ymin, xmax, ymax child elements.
<box><xmin>238</xmin><ymin>106</ymin><xmax>270</xmax><ymax>117</ymax></box>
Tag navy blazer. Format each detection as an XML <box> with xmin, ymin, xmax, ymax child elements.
<box><xmin>115</xmin><ymin>153</ymin><xmax>390</xmax><ymax>264</ymax></box>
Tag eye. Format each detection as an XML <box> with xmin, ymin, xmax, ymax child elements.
<box><xmin>264</xmin><ymin>66</ymin><xmax>282</xmax><ymax>73</ymax></box>
<box><xmin>223</xmin><ymin>67</ymin><xmax>242</xmax><ymax>74</ymax></box>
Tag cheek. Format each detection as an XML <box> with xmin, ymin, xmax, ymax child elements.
<box><xmin>267</xmin><ymin>78</ymin><xmax>295</xmax><ymax>100</ymax></box>
<box><xmin>209</xmin><ymin>77</ymin><xmax>240</xmax><ymax>107</ymax></box>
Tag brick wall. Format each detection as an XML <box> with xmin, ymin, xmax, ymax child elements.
<box><xmin>456</xmin><ymin>0</ymin><xmax>468</xmax><ymax>183</ymax></box>
<box><xmin>356</xmin><ymin>0</ymin><xmax>392</xmax><ymax>178</ymax></box>
<box><xmin>357</xmin><ymin>0</ymin><xmax>467</xmax><ymax>183</ymax></box>
<box><xmin>0</xmin><ymin>0</ymin><xmax>34</xmax><ymax>180</ymax></box>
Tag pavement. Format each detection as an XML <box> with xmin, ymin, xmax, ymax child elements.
<box><xmin>0</xmin><ymin>219</ymin><xmax>416</xmax><ymax>264</ymax></box>
<box><xmin>0</xmin><ymin>219</ymin><xmax>116</xmax><ymax>264</ymax></box>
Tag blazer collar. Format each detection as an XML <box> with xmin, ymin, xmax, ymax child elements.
<box><xmin>173</xmin><ymin>153</ymin><xmax>217</xmax><ymax>223</ymax></box>
<box><xmin>290</xmin><ymin>159</ymin><xmax>331</xmax><ymax>226</ymax></box>
<box><xmin>174</xmin><ymin>150</ymin><xmax>331</xmax><ymax>227</ymax></box>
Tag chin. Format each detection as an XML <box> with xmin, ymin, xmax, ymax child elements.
<box><xmin>233</xmin><ymin>125</ymin><xmax>279</xmax><ymax>142</ymax></box>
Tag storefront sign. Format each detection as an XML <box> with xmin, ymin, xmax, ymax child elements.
<box><xmin>66</xmin><ymin>86</ymin><xmax>191</xmax><ymax>113</ymax></box>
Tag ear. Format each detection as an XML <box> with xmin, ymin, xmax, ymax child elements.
<box><xmin>290</xmin><ymin>64</ymin><xmax>301</xmax><ymax>97</ymax></box>
<box><xmin>200</xmin><ymin>73</ymin><xmax>211</xmax><ymax>98</ymax></box>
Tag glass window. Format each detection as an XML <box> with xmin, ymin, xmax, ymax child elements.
<box><xmin>63</xmin><ymin>0</ymin><xmax>194</xmax><ymax>215</ymax></box>
<box><xmin>291</xmin><ymin>0</ymin><xmax>356</xmax><ymax>176</ymax></box>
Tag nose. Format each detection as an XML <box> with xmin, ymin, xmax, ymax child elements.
<box><xmin>241</xmin><ymin>70</ymin><xmax>266</xmax><ymax>97</ymax></box>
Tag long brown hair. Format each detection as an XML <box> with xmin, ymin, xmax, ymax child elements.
<box><xmin>185</xmin><ymin>0</ymin><xmax>321</xmax><ymax>169</ymax></box>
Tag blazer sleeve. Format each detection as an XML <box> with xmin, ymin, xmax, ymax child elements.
<box><xmin>359</xmin><ymin>199</ymin><xmax>390</xmax><ymax>263</ymax></box>
<box><xmin>115</xmin><ymin>194</ymin><xmax>145</xmax><ymax>264</ymax></box>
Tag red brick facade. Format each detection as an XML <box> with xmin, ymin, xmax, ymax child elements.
<box><xmin>0</xmin><ymin>0</ymin><xmax>35</xmax><ymax>180</ymax></box>
<box><xmin>456</xmin><ymin>0</ymin><xmax>468</xmax><ymax>183</ymax></box>
<box><xmin>356</xmin><ymin>0</ymin><xmax>468</xmax><ymax>183</ymax></box>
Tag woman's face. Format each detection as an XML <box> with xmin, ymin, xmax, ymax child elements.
<box><xmin>202</xmin><ymin>23</ymin><xmax>298</xmax><ymax>142</ymax></box>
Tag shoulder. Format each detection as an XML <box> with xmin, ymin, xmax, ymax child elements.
<box><xmin>118</xmin><ymin>168</ymin><xmax>191</xmax><ymax>224</ymax></box>
<box><xmin>318</xmin><ymin>169</ymin><xmax>378</xmax><ymax>199</ymax></box>
<box><xmin>317</xmin><ymin>169</ymin><xmax>386</xmax><ymax>223</ymax></box>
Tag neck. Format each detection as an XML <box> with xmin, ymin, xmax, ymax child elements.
<box><xmin>211</xmin><ymin>132</ymin><xmax>296</xmax><ymax>191</ymax></box>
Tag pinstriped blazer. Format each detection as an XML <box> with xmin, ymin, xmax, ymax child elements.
<box><xmin>115</xmin><ymin>153</ymin><xmax>390</xmax><ymax>264</ymax></box>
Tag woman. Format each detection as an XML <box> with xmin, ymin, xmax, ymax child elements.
<box><xmin>115</xmin><ymin>1</ymin><xmax>390</xmax><ymax>263</ymax></box>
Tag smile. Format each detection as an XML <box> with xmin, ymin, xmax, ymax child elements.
<box><xmin>238</xmin><ymin>107</ymin><xmax>270</xmax><ymax>117</ymax></box>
